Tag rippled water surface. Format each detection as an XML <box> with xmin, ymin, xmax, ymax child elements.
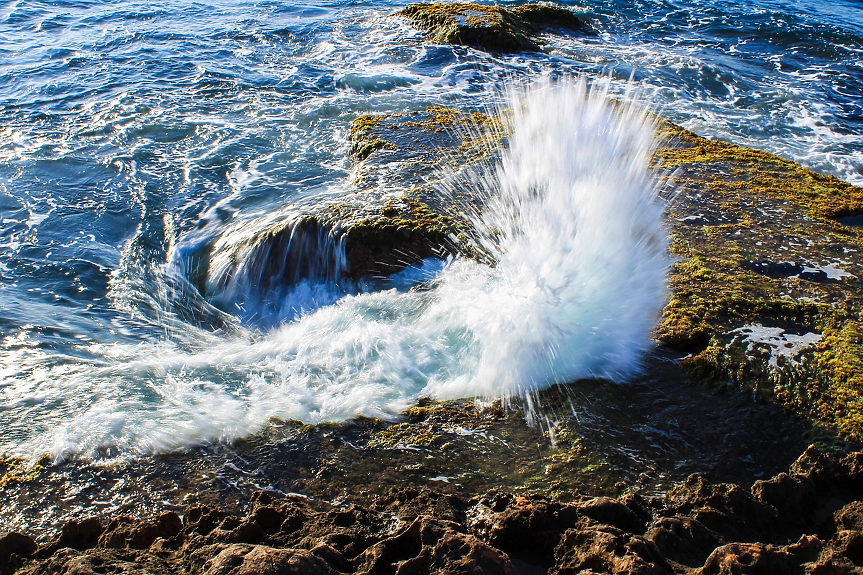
<box><xmin>1</xmin><ymin>0</ymin><xmax>862</xmax><ymax>460</ymax></box>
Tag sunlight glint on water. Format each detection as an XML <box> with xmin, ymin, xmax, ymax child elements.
<box><xmin>7</xmin><ymin>79</ymin><xmax>670</xmax><ymax>461</ymax></box>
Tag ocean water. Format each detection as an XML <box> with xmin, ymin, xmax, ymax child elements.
<box><xmin>1</xmin><ymin>0</ymin><xmax>861</xmax><ymax>461</ymax></box>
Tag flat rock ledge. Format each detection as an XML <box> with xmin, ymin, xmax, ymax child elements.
<box><xmin>1</xmin><ymin>446</ymin><xmax>861</xmax><ymax>574</ymax></box>
<box><xmin>396</xmin><ymin>2</ymin><xmax>587</xmax><ymax>52</ymax></box>
<box><xmin>340</xmin><ymin>106</ymin><xmax>863</xmax><ymax>443</ymax></box>
<box><xmin>190</xmin><ymin>103</ymin><xmax>863</xmax><ymax>441</ymax></box>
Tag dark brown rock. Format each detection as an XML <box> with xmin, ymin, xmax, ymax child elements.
<box><xmin>186</xmin><ymin>505</ymin><xmax>232</xmax><ymax>537</ymax></box>
<box><xmin>8</xmin><ymin>449</ymin><xmax>863</xmax><ymax>575</ymax></box>
<box><xmin>833</xmin><ymin>501</ymin><xmax>863</xmax><ymax>533</ymax></box>
<box><xmin>44</xmin><ymin>517</ymin><xmax>104</xmax><ymax>553</ymax></box>
<box><xmin>667</xmin><ymin>476</ymin><xmax>777</xmax><ymax>540</ymax></box>
<box><xmin>830</xmin><ymin>530</ymin><xmax>863</xmax><ymax>566</ymax></box>
<box><xmin>98</xmin><ymin>512</ymin><xmax>182</xmax><ymax>550</ymax></box>
<box><xmin>0</xmin><ymin>533</ymin><xmax>37</xmax><ymax>560</ymax></box>
<box><xmin>372</xmin><ymin>488</ymin><xmax>468</xmax><ymax>524</ymax></box>
<box><xmin>578</xmin><ymin>496</ymin><xmax>648</xmax><ymax>534</ymax></box>
<box><xmin>358</xmin><ymin>515</ymin><xmax>517</xmax><ymax>575</ymax></box>
<box><xmin>698</xmin><ymin>542</ymin><xmax>800</xmax><ymax>574</ymax></box>
<box><xmin>751</xmin><ymin>472</ymin><xmax>816</xmax><ymax>524</ymax></box>
<box><xmin>552</xmin><ymin>526</ymin><xmax>672</xmax><ymax>574</ymax></box>
<box><xmin>467</xmin><ymin>492</ymin><xmax>578</xmax><ymax>565</ymax></box>
<box><xmin>201</xmin><ymin>544</ymin><xmax>330</xmax><ymax>575</ymax></box>
<box><xmin>18</xmin><ymin>547</ymin><xmax>174</xmax><ymax>575</ymax></box>
<box><xmin>784</xmin><ymin>534</ymin><xmax>823</xmax><ymax>565</ymax></box>
<box><xmin>0</xmin><ymin>532</ymin><xmax>38</xmax><ymax>575</ymax></box>
<box><xmin>790</xmin><ymin>446</ymin><xmax>838</xmax><ymax>488</ymax></box>
<box><xmin>647</xmin><ymin>517</ymin><xmax>721</xmax><ymax>568</ymax></box>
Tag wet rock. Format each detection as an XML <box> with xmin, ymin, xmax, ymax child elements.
<box><xmin>647</xmin><ymin>517</ymin><xmax>721</xmax><ymax>568</ymax></box>
<box><xmin>551</xmin><ymin>525</ymin><xmax>672</xmax><ymax>574</ymax></box>
<box><xmin>98</xmin><ymin>512</ymin><xmax>182</xmax><ymax>549</ymax></box>
<box><xmin>358</xmin><ymin>516</ymin><xmax>517</xmax><ymax>575</ymax></box>
<box><xmin>578</xmin><ymin>496</ymin><xmax>648</xmax><ymax>534</ymax></box>
<box><xmin>698</xmin><ymin>542</ymin><xmax>799</xmax><ymax>574</ymax></box>
<box><xmin>201</xmin><ymin>544</ymin><xmax>330</xmax><ymax>575</ymax></box>
<box><xmin>396</xmin><ymin>3</ymin><xmax>585</xmax><ymax>52</ymax></box>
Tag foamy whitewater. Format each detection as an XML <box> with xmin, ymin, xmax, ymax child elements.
<box><xmin>2</xmin><ymin>79</ymin><xmax>670</xmax><ymax>461</ymax></box>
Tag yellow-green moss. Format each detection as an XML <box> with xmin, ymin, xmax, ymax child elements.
<box><xmin>811</xmin><ymin>320</ymin><xmax>863</xmax><ymax>438</ymax></box>
<box><xmin>656</xmin><ymin>122</ymin><xmax>863</xmax><ymax>222</ymax></box>
<box><xmin>0</xmin><ymin>453</ymin><xmax>50</xmax><ymax>487</ymax></box>
<box><xmin>354</xmin><ymin>138</ymin><xmax>395</xmax><ymax>161</ymax></box>
<box><xmin>350</xmin><ymin>114</ymin><xmax>384</xmax><ymax>138</ymax></box>
<box><xmin>653</xmin><ymin>120</ymin><xmax>863</xmax><ymax>441</ymax></box>
<box><xmin>367</xmin><ymin>422</ymin><xmax>441</xmax><ymax>449</ymax></box>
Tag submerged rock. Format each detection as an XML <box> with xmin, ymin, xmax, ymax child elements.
<box><xmin>5</xmin><ymin>447</ymin><xmax>863</xmax><ymax>575</ymax></box>
<box><xmin>396</xmin><ymin>3</ymin><xmax>586</xmax><ymax>52</ymax></box>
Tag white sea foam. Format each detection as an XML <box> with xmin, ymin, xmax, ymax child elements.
<box><xmin>730</xmin><ymin>324</ymin><xmax>822</xmax><ymax>369</ymax></box>
<box><xmin>1</xmin><ymin>78</ymin><xmax>671</xmax><ymax>461</ymax></box>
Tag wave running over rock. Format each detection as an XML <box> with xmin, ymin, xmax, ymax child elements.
<box><xmin>4</xmin><ymin>78</ymin><xmax>671</xmax><ymax>461</ymax></box>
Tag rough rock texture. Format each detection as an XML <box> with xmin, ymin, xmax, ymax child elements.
<box><xmin>183</xmin><ymin>93</ymin><xmax>863</xmax><ymax>443</ymax></box>
<box><xmin>653</xmin><ymin>122</ymin><xmax>863</xmax><ymax>440</ymax></box>
<box><xmin>3</xmin><ymin>447</ymin><xmax>862</xmax><ymax>575</ymax></box>
<box><xmin>396</xmin><ymin>3</ymin><xmax>586</xmax><ymax>52</ymax></box>
<box><xmin>340</xmin><ymin>106</ymin><xmax>863</xmax><ymax>442</ymax></box>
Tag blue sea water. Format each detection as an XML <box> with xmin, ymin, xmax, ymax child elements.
<box><xmin>1</xmin><ymin>0</ymin><xmax>862</xmax><ymax>459</ymax></box>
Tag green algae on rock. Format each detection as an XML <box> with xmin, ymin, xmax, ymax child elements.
<box><xmin>653</xmin><ymin>121</ymin><xmax>863</xmax><ymax>441</ymax></box>
<box><xmin>333</xmin><ymin>105</ymin><xmax>500</xmax><ymax>276</ymax></box>
<box><xmin>396</xmin><ymin>2</ymin><xmax>586</xmax><ymax>52</ymax></box>
<box><xmin>0</xmin><ymin>454</ymin><xmax>50</xmax><ymax>489</ymax></box>
<box><xmin>342</xmin><ymin>106</ymin><xmax>863</xmax><ymax>444</ymax></box>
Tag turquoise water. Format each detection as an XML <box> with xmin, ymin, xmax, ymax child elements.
<box><xmin>1</xmin><ymin>0</ymin><xmax>861</xmax><ymax>460</ymax></box>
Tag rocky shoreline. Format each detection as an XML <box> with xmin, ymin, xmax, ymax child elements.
<box><xmin>1</xmin><ymin>446</ymin><xmax>861</xmax><ymax>574</ymax></box>
<box><xmin>3</xmin><ymin>4</ymin><xmax>863</xmax><ymax>574</ymax></box>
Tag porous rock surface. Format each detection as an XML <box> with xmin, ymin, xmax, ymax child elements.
<box><xmin>2</xmin><ymin>447</ymin><xmax>861</xmax><ymax>574</ymax></box>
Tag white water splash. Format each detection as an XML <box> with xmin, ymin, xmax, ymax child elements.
<box><xmin>1</xmin><ymin>78</ymin><xmax>671</xmax><ymax>461</ymax></box>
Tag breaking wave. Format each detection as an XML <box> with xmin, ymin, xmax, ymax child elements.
<box><xmin>4</xmin><ymin>78</ymin><xmax>671</xmax><ymax>460</ymax></box>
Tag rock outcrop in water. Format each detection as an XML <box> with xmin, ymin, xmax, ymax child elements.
<box><xmin>340</xmin><ymin>103</ymin><xmax>863</xmax><ymax>444</ymax></box>
<box><xmin>186</xmin><ymin>106</ymin><xmax>492</xmax><ymax>309</ymax></box>
<box><xmin>192</xmin><ymin>97</ymin><xmax>863</xmax><ymax>440</ymax></box>
<box><xmin>653</xmin><ymin>122</ymin><xmax>863</xmax><ymax>440</ymax></box>
<box><xmin>2</xmin><ymin>447</ymin><xmax>861</xmax><ymax>574</ymax></box>
<box><xmin>395</xmin><ymin>3</ymin><xmax>587</xmax><ymax>52</ymax></box>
